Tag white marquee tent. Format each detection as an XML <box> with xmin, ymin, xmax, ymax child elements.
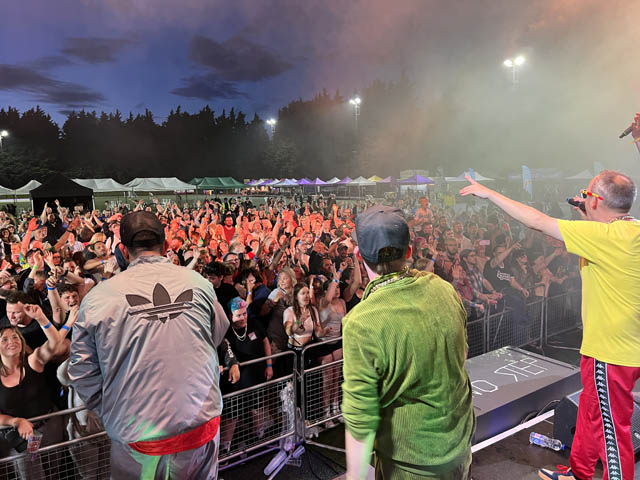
<box><xmin>125</xmin><ymin>177</ymin><xmax>195</xmax><ymax>192</ymax></box>
<box><xmin>73</xmin><ymin>178</ymin><xmax>130</xmax><ymax>193</ymax></box>
<box><xmin>14</xmin><ymin>180</ymin><xmax>42</xmax><ymax>195</ymax></box>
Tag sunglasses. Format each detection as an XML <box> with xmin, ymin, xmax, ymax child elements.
<box><xmin>580</xmin><ymin>189</ymin><xmax>603</xmax><ymax>201</ymax></box>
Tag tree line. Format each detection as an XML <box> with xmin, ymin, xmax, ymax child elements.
<box><xmin>0</xmin><ymin>75</ymin><xmax>432</xmax><ymax>189</ymax></box>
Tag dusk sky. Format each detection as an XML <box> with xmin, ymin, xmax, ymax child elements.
<box><xmin>2</xmin><ymin>0</ymin><xmax>640</xmax><ymax>173</ymax></box>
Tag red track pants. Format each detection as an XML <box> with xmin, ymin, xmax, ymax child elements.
<box><xmin>570</xmin><ymin>356</ymin><xmax>640</xmax><ymax>480</ymax></box>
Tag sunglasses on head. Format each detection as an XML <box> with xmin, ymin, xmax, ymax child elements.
<box><xmin>580</xmin><ymin>189</ymin><xmax>603</xmax><ymax>200</ymax></box>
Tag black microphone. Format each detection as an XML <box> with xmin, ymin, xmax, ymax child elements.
<box><xmin>619</xmin><ymin>125</ymin><xmax>633</xmax><ymax>139</ymax></box>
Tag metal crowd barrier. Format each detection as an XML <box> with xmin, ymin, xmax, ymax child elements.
<box><xmin>545</xmin><ymin>289</ymin><xmax>581</xmax><ymax>342</ymax></box>
<box><xmin>219</xmin><ymin>351</ymin><xmax>298</xmax><ymax>467</ymax></box>
<box><xmin>0</xmin><ymin>291</ymin><xmax>582</xmax><ymax>476</ymax></box>
<box><xmin>300</xmin><ymin>339</ymin><xmax>344</xmax><ymax>433</ymax></box>
<box><xmin>466</xmin><ymin>288</ymin><xmax>580</xmax><ymax>358</ymax></box>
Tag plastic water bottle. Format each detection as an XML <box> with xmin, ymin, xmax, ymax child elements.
<box><xmin>264</xmin><ymin>449</ymin><xmax>288</xmax><ymax>475</ymax></box>
<box><xmin>529</xmin><ymin>432</ymin><xmax>564</xmax><ymax>451</ymax></box>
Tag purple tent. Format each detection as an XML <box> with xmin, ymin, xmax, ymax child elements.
<box><xmin>263</xmin><ymin>179</ymin><xmax>281</xmax><ymax>186</ymax></box>
<box><xmin>247</xmin><ymin>179</ymin><xmax>263</xmax><ymax>186</ymax></box>
<box><xmin>297</xmin><ymin>178</ymin><xmax>314</xmax><ymax>185</ymax></box>
<box><xmin>378</xmin><ymin>176</ymin><xmax>397</xmax><ymax>184</ymax></box>
<box><xmin>311</xmin><ymin>177</ymin><xmax>327</xmax><ymax>186</ymax></box>
<box><xmin>336</xmin><ymin>176</ymin><xmax>353</xmax><ymax>185</ymax></box>
<box><xmin>399</xmin><ymin>174</ymin><xmax>434</xmax><ymax>185</ymax></box>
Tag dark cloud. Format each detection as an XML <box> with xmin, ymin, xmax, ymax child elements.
<box><xmin>189</xmin><ymin>35</ymin><xmax>294</xmax><ymax>82</ymax></box>
<box><xmin>62</xmin><ymin>37</ymin><xmax>137</xmax><ymax>63</ymax></box>
<box><xmin>0</xmin><ymin>64</ymin><xmax>106</xmax><ymax>107</ymax></box>
<box><xmin>170</xmin><ymin>73</ymin><xmax>247</xmax><ymax>100</ymax></box>
<box><xmin>29</xmin><ymin>55</ymin><xmax>74</xmax><ymax>70</ymax></box>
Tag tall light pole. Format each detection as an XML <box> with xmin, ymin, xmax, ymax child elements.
<box><xmin>503</xmin><ymin>55</ymin><xmax>525</xmax><ymax>85</ymax></box>
<box><xmin>266</xmin><ymin>118</ymin><xmax>277</xmax><ymax>136</ymax></box>
<box><xmin>0</xmin><ymin>130</ymin><xmax>8</xmax><ymax>152</ymax></box>
<box><xmin>349</xmin><ymin>96</ymin><xmax>361</xmax><ymax>130</ymax></box>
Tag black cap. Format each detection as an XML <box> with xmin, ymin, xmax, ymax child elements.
<box><xmin>120</xmin><ymin>211</ymin><xmax>165</xmax><ymax>248</ymax></box>
<box><xmin>353</xmin><ymin>205</ymin><xmax>409</xmax><ymax>264</ymax></box>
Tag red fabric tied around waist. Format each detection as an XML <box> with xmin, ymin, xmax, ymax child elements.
<box><xmin>128</xmin><ymin>416</ymin><xmax>220</xmax><ymax>456</ymax></box>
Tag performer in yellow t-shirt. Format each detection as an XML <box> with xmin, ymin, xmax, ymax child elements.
<box><xmin>460</xmin><ymin>170</ymin><xmax>640</xmax><ymax>480</ymax></box>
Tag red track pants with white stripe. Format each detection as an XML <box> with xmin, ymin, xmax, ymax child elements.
<box><xmin>570</xmin><ymin>356</ymin><xmax>640</xmax><ymax>480</ymax></box>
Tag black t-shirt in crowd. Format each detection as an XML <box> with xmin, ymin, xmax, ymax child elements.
<box><xmin>225</xmin><ymin>319</ymin><xmax>267</xmax><ymax>389</ymax></box>
<box><xmin>215</xmin><ymin>283</ymin><xmax>239</xmax><ymax>314</ymax></box>
<box><xmin>483</xmin><ymin>262</ymin><xmax>513</xmax><ymax>292</ymax></box>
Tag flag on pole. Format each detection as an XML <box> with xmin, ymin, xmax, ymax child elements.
<box><xmin>468</xmin><ymin>168</ymin><xmax>476</xmax><ymax>180</ymax></box>
<box><xmin>522</xmin><ymin>165</ymin><xmax>533</xmax><ymax>199</ymax></box>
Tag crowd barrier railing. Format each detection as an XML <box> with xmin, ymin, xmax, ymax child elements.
<box><xmin>300</xmin><ymin>339</ymin><xmax>344</xmax><ymax>433</ymax></box>
<box><xmin>218</xmin><ymin>350</ymin><xmax>298</xmax><ymax>467</ymax></box>
<box><xmin>545</xmin><ymin>289</ymin><xmax>581</xmax><ymax>343</ymax></box>
<box><xmin>0</xmin><ymin>290</ymin><xmax>582</xmax><ymax>476</ymax></box>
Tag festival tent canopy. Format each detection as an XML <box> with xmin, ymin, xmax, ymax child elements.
<box><xmin>73</xmin><ymin>178</ymin><xmax>130</xmax><ymax>193</ymax></box>
<box><xmin>310</xmin><ymin>178</ymin><xmax>327</xmax><ymax>186</ymax></box>
<box><xmin>126</xmin><ymin>177</ymin><xmax>195</xmax><ymax>192</ymax></box>
<box><xmin>349</xmin><ymin>176</ymin><xmax>377</xmax><ymax>186</ymax></box>
<box><xmin>378</xmin><ymin>176</ymin><xmax>396</xmax><ymax>184</ymax></box>
<box><xmin>14</xmin><ymin>180</ymin><xmax>42</xmax><ymax>195</ymax></box>
<box><xmin>262</xmin><ymin>179</ymin><xmax>281</xmax><ymax>186</ymax></box>
<box><xmin>399</xmin><ymin>174</ymin><xmax>435</xmax><ymax>185</ymax></box>
<box><xmin>0</xmin><ymin>185</ymin><xmax>12</xmax><ymax>194</ymax></box>
<box><xmin>336</xmin><ymin>177</ymin><xmax>353</xmax><ymax>185</ymax></box>
<box><xmin>565</xmin><ymin>169</ymin><xmax>593</xmax><ymax>180</ymax></box>
<box><xmin>297</xmin><ymin>178</ymin><xmax>314</xmax><ymax>185</ymax></box>
<box><xmin>325</xmin><ymin>177</ymin><xmax>341</xmax><ymax>184</ymax></box>
<box><xmin>247</xmin><ymin>179</ymin><xmax>267</xmax><ymax>186</ymax></box>
<box><xmin>368</xmin><ymin>175</ymin><xmax>384</xmax><ymax>182</ymax></box>
<box><xmin>192</xmin><ymin>177</ymin><xmax>246</xmax><ymax>189</ymax></box>
<box><xmin>30</xmin><ymin>174</ymin><xmax>94</xmax><ymax>212</ymax></box>
<box><xmin>272</xmin><ymin>178</ymin><xmax>299</xmax><ymax>187</ymax></box>
<box><xmin>445</xmin><ymin>171</ymin><xmax>495</xmax><ymax>182</ymax></box>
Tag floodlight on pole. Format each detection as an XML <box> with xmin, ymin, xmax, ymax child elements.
<box><xmin>349</xmin><ymin>96</ymin><xmax>361</xmax><ymax>130</ymax></box>
<box><xmin>503</xmin><ymin>55</ymin><xmax>525</xmax><ymax>85</ymax></box>
<box><xmin>0</xmin><ymin>130</ymin><xmax>8</xmax><ymax>152</ymax></box>
<box><xmin>266</xmin><ymin>118</ymin><xmax>277</xmax><ymax>135</ymax></box>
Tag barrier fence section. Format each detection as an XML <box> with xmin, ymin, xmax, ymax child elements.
<box><xmin>219</xmin><ymin>351</ymin><xmax>298</xmax><ymax>465</ymax></box>
<box><xmin>545</xmin><ymin>290</ymin><xmax>581</xmax><ymax>342</ymax></box>
<box><xmin>301</xmin><ymin>339</ymin><xmax>345</xmax><ymax>438</ymax></box>
<box><xmin>0</xmin><ymin>290</ymin><xmax>581</xmax><ymax>476</ymax></box>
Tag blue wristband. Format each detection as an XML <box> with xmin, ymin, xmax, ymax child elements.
<box><xmin>42</xmin><ymin>322</ymin><xmax>52</xmax><ymax>329</ymax></box>
<box><xmin>47</xmin><ymin>286</ymin><xmax>56</xmax><ymax>291</ymax></box>
<box><xmin>61</xmin><ymin>325</ymin><xmax>70</xmax><ymax>331</ymax></box>
<box><xmin>266</xmin><ymin>363</ymin><xmax>272</xmax><ymax>367</ymax></box>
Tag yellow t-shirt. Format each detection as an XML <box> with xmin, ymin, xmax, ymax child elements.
<box><xmin>558</xmin><ymin>218</ymin><xmax>640</xmax><ymax>366</ymax></box>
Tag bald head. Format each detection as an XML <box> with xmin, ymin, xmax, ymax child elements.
<box><xmin>592</xmin><ymin>170</ymin><xmax>636</xmax><ymax>213</ymax></box>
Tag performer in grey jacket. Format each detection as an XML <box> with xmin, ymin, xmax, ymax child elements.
<box><xmin>69</xmin><ymin>211</ymin><xmax>229</xmax><ymax>480</ymax></box>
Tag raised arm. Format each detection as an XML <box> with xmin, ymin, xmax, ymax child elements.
<box><xmin>23</xmin><ymin>304</ymin><xmax>59</xmax><ymax>367</ymax></box>
<box><xmin>460</xmin><ymin>177</ymin><xmax>563</xmax><ymax>241</ymax></box>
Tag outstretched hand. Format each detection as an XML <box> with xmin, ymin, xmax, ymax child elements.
<box><xmin>459</xmin><ymin>175</ymin><xmax>494</xmax><ymax>199</ymax></box>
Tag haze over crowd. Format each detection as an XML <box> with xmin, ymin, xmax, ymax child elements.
<box><xmin>1</xmin><ymin>0</ymin><xmax>640</xmax><ymax>180</ymax></box>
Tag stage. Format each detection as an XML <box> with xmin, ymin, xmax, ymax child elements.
<box><xmin>220</xmin><ymin>329</ymin><xmax>640</xmax><ymax>480</ymax></box>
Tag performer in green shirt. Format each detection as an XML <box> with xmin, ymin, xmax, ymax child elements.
<box><xmin>342</xmin><ymin>205</ymin><xmax>475</xmax><ymax>480</ymax></box>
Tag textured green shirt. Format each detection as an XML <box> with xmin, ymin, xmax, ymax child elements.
<box><xmin>341</xmin><ymin>269</ymin><xmax>475</xmax><ymax>470</ymax></box>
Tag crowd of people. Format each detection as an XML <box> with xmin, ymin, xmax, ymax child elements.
<box><xmin>0</xmin><ymin>189</ymin><xmax>579</xmax><ymax>475</ymax></box>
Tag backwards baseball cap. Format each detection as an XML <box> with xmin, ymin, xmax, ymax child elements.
<box><xmin>353</xmin><ymin>205</ymin><xmax>409</xmax><ymax>264</ymax></box>
<box><xmin>120</xmin><ymin>211</ymin><xmax>165</xmax><ymax>248</ymax></box>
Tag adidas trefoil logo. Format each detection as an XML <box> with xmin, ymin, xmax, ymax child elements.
<box><xmin>126</xmin><ymin>284</ymin><xmax>193</xmax><ymax>323</ymax></box>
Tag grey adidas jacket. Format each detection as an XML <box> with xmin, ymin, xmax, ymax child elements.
<box><xmin>69</xmin><ymin>255</ymin><xmax>229</xmax><ymax>444</ymax></box>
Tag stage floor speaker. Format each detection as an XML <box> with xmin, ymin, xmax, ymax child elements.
<box><xmin>554</xmin><ymin>389</ymin><xmax>640</xmax><ymax>451</ymax></box>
